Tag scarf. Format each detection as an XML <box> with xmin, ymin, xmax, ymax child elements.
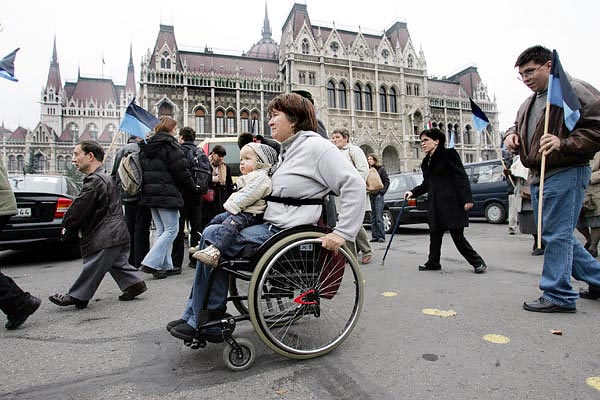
<box><xmin>210</xmin><ymin>154</ymin><xmax>227</xmax><ymax>186</ymax></box>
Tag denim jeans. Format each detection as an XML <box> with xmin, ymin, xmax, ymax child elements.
<box><xmin>208</xmin><ymin>211</ymin><xmax>262</xmax><ymax>251</ymax></box>
<box><xmin>370</xmin><ymin>194</ymin><xmax>385</xmax><ymax>240</ymax></box>
<box><xmin>142</xmin><ymin>208</ymin><xmax>179</xmax><ymax>271</ymax></box>
<box><xmin>531</xmin><ymin>166</ymin><xmax>600</xmax><ymax>307</ymax></box>
<box><xmin>181</xmin><ymin>222</ymin><xmax>281</xmax><ymax>328</ymax></box>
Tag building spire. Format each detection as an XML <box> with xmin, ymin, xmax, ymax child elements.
<box><xmin>45</xmin><ymin>35</ymin><xmax>62</xmax><ymax>91</ymax></box>
<box><xmin>125</xmin><ymin>42</ymin><xmax>136</xmax><ymax>96</ymax></box>
<box><xmin>261</xmin><ymin>1</ymin><xmax>272</xmax><ymax>39</ymax></box>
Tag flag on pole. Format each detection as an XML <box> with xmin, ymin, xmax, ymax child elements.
<box><xmin>426</xmin><ymin>120</ymin><xmax>433</xmax><ymax>129</ymax></box>
<box><xmin>470</xmin><ymin>98</ymin><xmax>489</xmax><ymax>132</ymax></box>
<box><xmin>448</xmin><ymin>131</ymin><xmax>455</xmax><ymax>148</ymax></box>
<box><xmin>0</xmin><ymin>48</ymin><xmax>20</xmax><ymax>82</ymax></box>
<box><xmin>548</xmin><ymin>50</ymin><xmax>581</xmax><ymax>131</ymax></box>
<box><xmin>118</xmin><ymin>99</ymin><xmax>159</xmax><ymax>139</ymax></box>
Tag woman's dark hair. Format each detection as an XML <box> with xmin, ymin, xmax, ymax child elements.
<box><xmin>367</xmin><ymin>153</ymin><xmax>382</xmax><ymax>167</ymax></box>
<box><xmin>420</xmin><ymin>128</ymin><xmax>446</xmax><ymax>147</ymax></box>
<box><xmin>267</xmin><ymin>93</ymin><xmax>318</xmax><ymax>133</ymax></box>
<box><xmin>154</xmin><ymin>116</ymin><xmax>177</xmax><ymax>134</ymax></box>
<box><xmin>78</xmin><ymin>140</ymin><xmax>105</xmax><ymax>162</ymax></box>
<box><xmin>211</xmin><ymin>144</ymin><xmax>227</xmax><ymax>157</ymax></box>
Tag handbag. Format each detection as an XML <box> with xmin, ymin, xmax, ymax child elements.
<box><xmin>201</xmin><ymin>188</ymin><xmax>215</xmax><ymax>203</ymax></box>
<box><xmin>366</xmin><ymin>167</ymin><xmax>384</xmax><ymax>192</ymax></box>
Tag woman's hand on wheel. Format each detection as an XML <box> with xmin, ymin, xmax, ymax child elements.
<box><xmin>320</xmin><ymin>232</ymin><xmax>346</xmax><ymax>252</ymax></box>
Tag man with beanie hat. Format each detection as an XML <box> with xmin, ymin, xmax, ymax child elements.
<box><xmin>190</xmin><ymin>143</ymin><xmax>277</xmax><ymax>268</ymax></box>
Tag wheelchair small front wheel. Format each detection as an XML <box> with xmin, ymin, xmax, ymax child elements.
<box><xmin>223</xmin><ymin>338</ymin><xmax>255</xmax><ymax>372</ymax></box>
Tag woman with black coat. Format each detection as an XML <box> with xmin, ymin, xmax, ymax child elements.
<box><xmin>405</xmin><ymin>128</ymin><xmax>487</xmax><ymax>273</ymax></box>
<box><xmin>139</xmin><ymin>116</ymin><xmax>197</xmax><ymax>278</ymax></box>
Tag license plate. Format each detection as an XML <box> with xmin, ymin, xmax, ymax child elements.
<box><xmin>16</xmin><ymin>208</ymin><xmax>32</xmax><ymax>217</ymax></box>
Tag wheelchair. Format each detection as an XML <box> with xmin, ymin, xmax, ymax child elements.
<box><xmin>185</xmin><ymin>225</ymin><xmax>364</xmax><ymax>371</ymax></box>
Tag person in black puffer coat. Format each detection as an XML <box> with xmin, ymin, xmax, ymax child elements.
<box><xmin>139</xmin><ymin>116</ymin><xmax>197</xmax><ymax>279</ymax></box>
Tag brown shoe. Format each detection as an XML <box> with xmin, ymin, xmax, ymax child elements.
<box><xmin>119</xmin><ymin>281</ymin><xmax>147</xmax><ymax>301</ymax></box>
<box><xmin>48</xmin><ymin>293</ymin><xmax>88</xmax><ymax>309</ymax></box>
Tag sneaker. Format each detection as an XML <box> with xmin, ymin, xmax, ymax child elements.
<box><xmin>119</xmin><ymin>281</ymin><xmax>147</xmax><ymax>301</ymax></box>
<box><xmin>5</xmin><ymin>295</ymin><xmax>41</xmax><ymax>330</ymax></box>
<box><xmin>48</xmin><ymin>293</ymin><xmax>88</xmax><ymax>309</ymax></box>
<box><xmin>192</xmin><ymin>245</ymin><xmax>221</xmax><ymax>268</ymax></box>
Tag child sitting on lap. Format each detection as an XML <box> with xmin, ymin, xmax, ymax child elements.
<box><xmin>192</xmin><ymin>143</ymin><xmax>278</xmax><ymax>267</ymax></box>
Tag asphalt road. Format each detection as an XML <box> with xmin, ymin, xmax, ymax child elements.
<box><xmin>1</xmin><ymin>221</ymin><xmax>600</xmax><ymax>400</ymax></box>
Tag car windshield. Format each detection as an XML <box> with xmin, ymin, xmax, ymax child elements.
<box><xmin>9</xmin><ymin>176</ymin><xmax>62</xmax><ymax>194</ymax></box>
<box><xmin>387</xmin><ymin>173</ymin><xmax>423</xmax><ymax>194</ymax></box>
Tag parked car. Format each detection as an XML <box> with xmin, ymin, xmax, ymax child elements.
<box><xmin>0</xmin><ymin>174</ymin><xmax>81</xmax><ymax>258</ymax></box>
<box><xmin>364</xmin><ymin>172</ymin><xmax>429</xmax><ymax>233</ymax></box>
<box><xmin>463</xmin><ymin>159</ymin><xmax>510</xmax><ymax>224</ymax></box>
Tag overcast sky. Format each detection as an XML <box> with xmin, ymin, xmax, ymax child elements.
<box><xmin>1</xmin><ymin>0</ymin><xmax>598</xmax><ymax>132</ymax></box>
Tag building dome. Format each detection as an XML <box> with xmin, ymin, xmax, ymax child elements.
<box><xmin>246</xmin><ymin>3</ymin><xmax>279</xmax><ymax>60</ymax></box>
<box><xmin>247</xmin><ymin>37</ymin><xmax>279</xmax><ymax>60</ymax></box>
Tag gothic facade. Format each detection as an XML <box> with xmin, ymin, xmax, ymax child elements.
<box><xmin>1</xmin><ymin>3</ymin><xmax>499</xmax><ymax>175</ymax></box>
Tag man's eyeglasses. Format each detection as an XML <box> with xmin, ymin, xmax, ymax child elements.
<box><xmin>517</xmin><ymin>65</ymin><xmax>544</xmax><ymax>81</ymax></box>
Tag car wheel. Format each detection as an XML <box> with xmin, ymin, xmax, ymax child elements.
<box><xmin>485</xmin><ymin>202</ymin><xmax>506</xmax><ymax>224</ymax></box>
<box><xmin>382</xmin><ymin>210</ymin><xmax>394</xmax><ymax>234</ymax></box>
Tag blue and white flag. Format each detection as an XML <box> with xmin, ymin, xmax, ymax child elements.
<box><xmin>470</xmin><ymin>98</ymin><xmax>489</xmax><ymax>132</ymax></box>
<box><xmin>118</xmin><ymin>99</ymin><xmax>159</xmax><ymax>139</ymax></box>
<box><xmin>0</xmin><ymin>48</ymin><xmax>20</xmax><ymax>82</ymax></box>
<box><xmin>548</xmin><ymin>50</ymin><xmax>581</xmax><ymax>131</ymax></box>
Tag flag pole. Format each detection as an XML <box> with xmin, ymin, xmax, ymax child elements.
<box><xmin>105</xmin><ymin>128</ymin><xmax>124</xmax><ymax>161</ymax></box>
<box><xmin>536</xmin><ymin>104</ymin><xmax>551</xmax><ymax>250</ymax></box>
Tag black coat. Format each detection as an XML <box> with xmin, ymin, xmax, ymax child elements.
<box><xmin>411</xmin><ymin>147</ymin><xmax>472</xmax><ymax>231</ymax></box>
<box><xmin>62</xmin><ymin>167</ymin><xmax>129</xmax><ymax>257</ymax></box>
<box><xmin>138</xmin><ymin>131</ymin><xmax>197</xmax><ymax>210</ymax></box>
<box><xmin>369</xmin><ymin>165</ymin><xmax>390</xmax><ymax>197</ymax></box>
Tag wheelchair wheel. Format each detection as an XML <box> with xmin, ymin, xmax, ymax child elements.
<box><xmin>222</xmin><ymin>338</ymin><xmax>255</xmax><ymax>372</ymax></box>
<box><xmin>248</xmin><ymin>231</ymin><xmax>364</xmax><ymax>359</ymax></box>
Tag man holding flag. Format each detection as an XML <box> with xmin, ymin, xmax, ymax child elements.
<box><xmin>504</xmin><ymin>45</ymin><xmax>600</xmax><ymax>313</ymax></box>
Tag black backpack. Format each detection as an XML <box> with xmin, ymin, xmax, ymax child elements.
<box><xmin>186</xmin><ymin>146</ymin><xmax>211</xmax><ymax>194</ymax></box>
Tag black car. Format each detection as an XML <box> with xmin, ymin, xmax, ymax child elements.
<box><xmin>463</xmin><ymin>160</ymin><xmax>509</xmax><ymax>224</ymax></box>
<box><xmin>364</xmin><ymin>172</ymin><xmax>429</xmax><ymax>233</ymax></box>
<box><xmin>0</xmin><ymin>174</ymin><xmax>81</xmax><ymax>258</ymax></box>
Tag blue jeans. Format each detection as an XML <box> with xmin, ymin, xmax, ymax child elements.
<box><xmin>181</xmin><ymin>222</ymin><xmax>281</xmax><ymax>328</ymax></box>
<box><xmin>531</xmin><ymin>166</ymin><xmax>600</xmax><ymax>307</ymax></box>
<box><xmin>208</xmin><ymin>211</ymin><xmax>262</xmax><ymax>251</ymax></box>
<box><xmin>142</xmin><ymin>208</ymin><xmax>179</xmax><ymax>271</ymax></box>
<box><xmin>370</xmin><ymin>194</ymin><xmax>385</xmax><ymax>240</ymax></box>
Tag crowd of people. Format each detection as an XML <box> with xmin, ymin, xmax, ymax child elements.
<box><xmin>2</xmin><ymin>44</ymin><xmax>600</xmax><ymax>334</ymax></box>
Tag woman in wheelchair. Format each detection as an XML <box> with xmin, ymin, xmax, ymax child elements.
<box><xmin>168</xmin><ymin>93</ymin><xmax>366</xmax><ymax>345</ymax></box>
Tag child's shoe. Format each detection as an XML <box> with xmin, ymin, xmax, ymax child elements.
<box><xmin>192</xmin><ymin>245</ymin><xmax>221</xmax><ymax>268</ymax></box>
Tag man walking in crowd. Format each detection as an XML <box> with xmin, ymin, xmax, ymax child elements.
<box><xmin>331</xmin><ymin>128</ymin><xmax>373</xmax><ymax>264</ymax></box>
<box><xmin>49</xmin><ymin>140</ymin><xmax>147</xmax><ymax>309</ymax></box>
<box><xmin>504</xmin><ymin>45</ymin><xmax>600</xmax><ymax>313</ymax></box>
<box><xmin>172</xmin><ymin>127</ymin><xmax>205</xmax><ymax>270</ymax></box>
<box><xmin>111</xmin><ymin>135</ymin><xmax>152</xmax><ymax>269</ymax></box>
<box><xmin>0</xmin><ymin>156</ymin><xmax>41</xmax><ymax>329</ymax></box>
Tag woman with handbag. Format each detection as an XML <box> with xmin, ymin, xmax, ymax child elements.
<box><xmin>201</xmin><ymin>145</ymin><xmax>234</xmax><ymax>229</ymax></box>
<box><xmin>367</xmin><ymin>154</ymin><xmax>389</xmax><ymax>243</ymax></box>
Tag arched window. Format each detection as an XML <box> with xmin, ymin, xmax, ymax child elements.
<box><xmin>8</xmin><ymin>155</ymin><xmax>16</xmax><ymax>171</ymax></box>
<box><xmin>301</xmin><ymin>39</ymin><xmax>310</xmax><ymax>55</ymax></box>
<box><xmin>365</xmin><ymin>85</ymin><xmax>373</xmax><ymax>111</ymax></box>
<box><xmin>379</xmin><ymin>86</ymin><xmax>387</xmax><ymax>113</ymax></box>
<box><xmin>354</xmin><ymin>83</ymin><xmax>363</xmax><ymax>110</ymax></box>
<box><xmin>327</xmin><ymin>81</ymin><xmax>336</xmax><ymax>108</ymax></box>
<box><xmin>56</xmin><ymin>155</ymin><xmax>64</xmax><ymax>171</ymax></box>
<box><xmin>251</xmin><ymin>111</ymin><xmax>261</xmax><ymax>135</ymax></box>
<box><xmin>216</xmin><ymin>109</ymin><xmax>225</xmax><ymax>134</ymax></box>
<box><xmin>226</xmin><ymin>110</ymin><xmax>235</xmax><ymax>134</ymax></box>
<box><xmin>338</xmin><ymin>82</ymin><xmax>347</xmax><ymax>109</ymax></box>
<box><xmin>17</xmin><ymin>155</ymin><xmax>24</xmax><ymax>171</ymax></box>
<box><xmin>195</xmin><ymin>108</ymin><xmax>205</xmax><ymax>134</ymax></box>
<box><xmin>240</xmin><ymin>110</ymin><xmax>250</xmax><ymax>132</ymax></box>
<box><xmin>389</xmin><ymin>87</ymin><xmax>398</xmax><ymax>113</ymax></box>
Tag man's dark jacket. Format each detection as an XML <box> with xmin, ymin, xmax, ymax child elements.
<box><xmin>62</xmin><ymin>166</ymin><xmax>129</xmax><ymax>257</ymax></box>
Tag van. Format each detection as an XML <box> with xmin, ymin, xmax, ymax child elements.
<box><xmin>463</xmin><ymin>159</ymin><xmax>510</xmax><ymax>223</ymax></box>
<box><xmin>198</xmin><ymin>137</ymin><xmax>241</xmax><ymax>178</ymax></box>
